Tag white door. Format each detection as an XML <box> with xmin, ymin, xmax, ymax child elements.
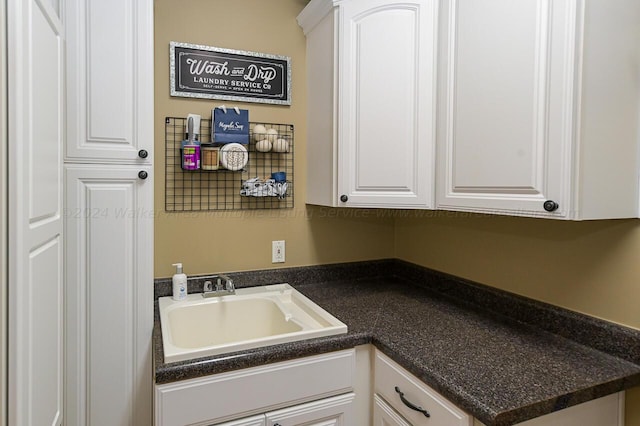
<box><xmin>436</xmin><ymin>0</ymin><xmax>578</xmax><ymax>217</ymax></box>
<box><xmin>338</xmin><ymin>0</ymin><xmax>437</xmax><ymax>208</ymax></box>
<box><xmin>265</xmin><ymin>393</ymin><xmax>355</xmax><ymax>426</ymax></box>
<box><xmin>7</xmin><ymin>0</ymin><xmax>65</xmax><ymax>425</ymax></box>
<box><xmin>65</xmin><ymin>164</ymin><xmax>153</xmax><ymax>426</ymax></box>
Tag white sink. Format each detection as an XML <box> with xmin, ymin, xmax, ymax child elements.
<box><xmin>159</xmin><ymin>284</ymin><xmax>348</xmax><ymax>363</ymax></box>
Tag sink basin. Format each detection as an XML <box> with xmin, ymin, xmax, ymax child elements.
<box><xmin>159</xmin><ymin>284</ymin><xmax>348</xmax><ymax>363</ymax></box>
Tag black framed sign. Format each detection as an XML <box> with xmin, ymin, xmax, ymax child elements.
<box><xmin>170</xmin><ymin>41</ymin><xmax>291</xmax><ymax>105</ymax></box>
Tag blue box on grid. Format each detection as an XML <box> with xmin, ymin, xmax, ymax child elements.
<box><xmin>211</xmin><ymin>106</ymin><xmax>249</xmax><ymax>145</ymax></box>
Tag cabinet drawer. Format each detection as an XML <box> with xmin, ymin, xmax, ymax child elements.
<box><xmin>155</xmin><ymin>349</ymin><xmax>355</xmax><ymax>426</ymax></box>
<box><xmin>374</xmin><ymin>350</ymin><xmax>471</xmax><ymax>426</ymax></box>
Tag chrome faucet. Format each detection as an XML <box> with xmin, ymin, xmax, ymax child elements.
<box><xmin>202</xmin><ymin>275</ymin><xmax>235</xmax><ymax>298</ymax></box>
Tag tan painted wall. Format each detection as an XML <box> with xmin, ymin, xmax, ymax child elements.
<box><xmin>394</xmin><ymin>214</ymin><xmax>640</xmax><ymax>425</ymax></box>
<box><xmin>154</xmin><ymin>0</ymin><xmax>395</xmax><ymax>277</ymax></box>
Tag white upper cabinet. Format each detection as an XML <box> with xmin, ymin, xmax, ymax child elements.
<box><xmin>437</xmin><ymin>0</ymin><xmax>640</xmax><ymax>219</ymax></box>
<box><xmin>298</xmin><ymin>0</ymin><xmax>438</xmax><ymax>208</ymax></box>
<box><xmin>65</xmin><ymin>0</ymin><xmax>154</xmax><ymax>163</ymax></box>
<box><xmin>301</xmin><ymin>0</ymin><xmax>640</xmax><ymax>219</ymax></box>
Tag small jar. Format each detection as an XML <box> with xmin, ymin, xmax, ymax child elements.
<box><xmin>200</xmin><ymin>144</ymin><xmax>220</xmax><ymax>170</ymax></box>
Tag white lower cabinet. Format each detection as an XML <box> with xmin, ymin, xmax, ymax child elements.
<box><xmin>154</xmin><ymin>349</ymin><xmax>356</xmax><ymax>426</ymax></box>
<box><xmin>374</xmin><ymin>349</ymin><xmax>624</xmax><ymax>426</ymax></box>
<box><xmin>155</xmin><ymin>345</ymin><xmax>625</xmax><ymax>426</ymax></box>
<box><xmin>374</xmin><ymin>350</ymin><xmax>471</xmax><ymax>426</ymax></box>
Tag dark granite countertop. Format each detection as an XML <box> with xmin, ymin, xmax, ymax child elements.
<box><xmin>153</xmin><ymin>260</ymin><xmax>640</xmax><ymax>426</ymax></box>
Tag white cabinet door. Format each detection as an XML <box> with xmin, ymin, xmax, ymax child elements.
<box><xmin>7</xmin><ymin>0</ymin><xmax>65</xmax><ymax>424</ymax></box>
<box><xmin>65</xmin><ymin>164</ymin><xmax>153</xmax><ymax>426</ymax></box>
<box><xmin>437</xmin><ymin>0</ymin><xmax>578</xmax><ymax>217</ymax></box>
<box><xmin>265</xmin><ymin>393</ymin><xmax>355</xmax><ymax>426</ymax></box>
<box><xmin>337</xmin><ymin>0</ymin><xmax>437</xmax><ymax>208</ymax></box>
<box><xmin>373</xmin><ymin>395</ymin><xmax>413</xmax><ymax>426</ymax></box>
<box><xmin>65</xmin><ymin>0</ymin><xmax>153</xmax><ymax>163</ymax></box>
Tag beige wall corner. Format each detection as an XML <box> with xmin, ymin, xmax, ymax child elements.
<box><xmin>394</xmin><ymin>213</ymin><xmax>640</xmax><ymax>425</ymax></box>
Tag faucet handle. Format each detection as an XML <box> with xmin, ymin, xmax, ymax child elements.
<box><xmin>215</xmin><ymin>278</ymin><xmax>224</xmax><ymax>291</ymax></box>
<box><xmin>203</xmin><ymin>281</ymin><xmax>214</xmax><ymax>292</ymax></box>
<box><xmin>218</xmin><ymin>274</ymin><xmax>234</xmax><ymax>292</ymax></box>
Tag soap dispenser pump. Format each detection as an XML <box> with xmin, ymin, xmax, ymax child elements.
<box><xmin>172</xmin><ymin>263</ymin><xmax>187</xmax><ymax>301</ymax></box>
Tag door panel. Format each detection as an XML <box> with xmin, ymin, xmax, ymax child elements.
<box><xmin>30</xmin><ymin>237</ymin><xmax>63</xmax><ymax>425</ymax></box>
<box><xmin>339</xmin><ymin>0</ymin><xmax>437</xmax><ymax>207</ymax></box>
<box><xmin>65</xmin><ymin>0</ymin><xmax>153</xmax><ymax>162</ymax></box>
<box><xmin>451</xmin><ymin>0</ymin><xmax>539</xmax><ymax>190</ymax></box>
<box><xmin>437</xmin><ymin>0</ymin><xmax>578</xmax><ymax>216</ymax></box>
<box><xmin>7</xmin><ymin>0</ymin><xmax>65</xmax><ymax>425</ymax></box>
<box><xmin>65</xmin><ymin>164</ymin><xmax>153</xmax><ymax>426</ymax></box>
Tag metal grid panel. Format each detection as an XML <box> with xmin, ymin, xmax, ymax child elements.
<box><xmin>165</xmin><ymin>117</ymin><xmax>294</xmax><ymax>211</ymax></box>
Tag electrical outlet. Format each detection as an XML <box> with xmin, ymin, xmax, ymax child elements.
<box><xmin>272</xmin><ymin>240</ymin><xmax>285</xmax><ymax>263</ymax></box>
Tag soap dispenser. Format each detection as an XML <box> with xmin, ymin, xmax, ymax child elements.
<box><xmin>172</xmin><ymin>263</ymin><xmax>187</xmax><ymax>301</ymax></box>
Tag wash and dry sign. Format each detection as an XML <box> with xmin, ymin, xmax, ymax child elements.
<box><xmin>170</xmin><ymin>42</ymin><xmax>291</xmax><ymax>105</ymax></box>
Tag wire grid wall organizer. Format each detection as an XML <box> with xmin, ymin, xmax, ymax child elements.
<box><xmin>165</xmin><ymin>117</ymin><xmax>294</xmax><ymax>211</ymax></box>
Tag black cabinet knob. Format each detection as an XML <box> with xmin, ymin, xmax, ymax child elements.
<box><xmin>138</xmin><ymin>171</ymin><xmax>148</xmax><ymax>180</ymax></box>
<box><xmin>138</xmin><ymin>149</ymin><xmax>149</xmax><ymax>159</ymax></box>
<box><xmin>340</xmin><ymin>194</ymin><xmax>348</xmax><ymax>202</ymax></box>
<box><xmin>543</xmin><ymin>200</ymin><xmax>559</xmax><ymax>212</ymax></box>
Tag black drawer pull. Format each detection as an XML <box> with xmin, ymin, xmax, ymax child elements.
<box><xmin>395</xmin><ymin>386</ymin><xmax>430</xmax><ymax>418</ymax></box>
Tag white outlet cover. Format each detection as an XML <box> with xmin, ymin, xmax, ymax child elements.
<box><xmin>272</xmin><ymin>240</ymin><xmax>285</xmax><ymax>263</ymax></box>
